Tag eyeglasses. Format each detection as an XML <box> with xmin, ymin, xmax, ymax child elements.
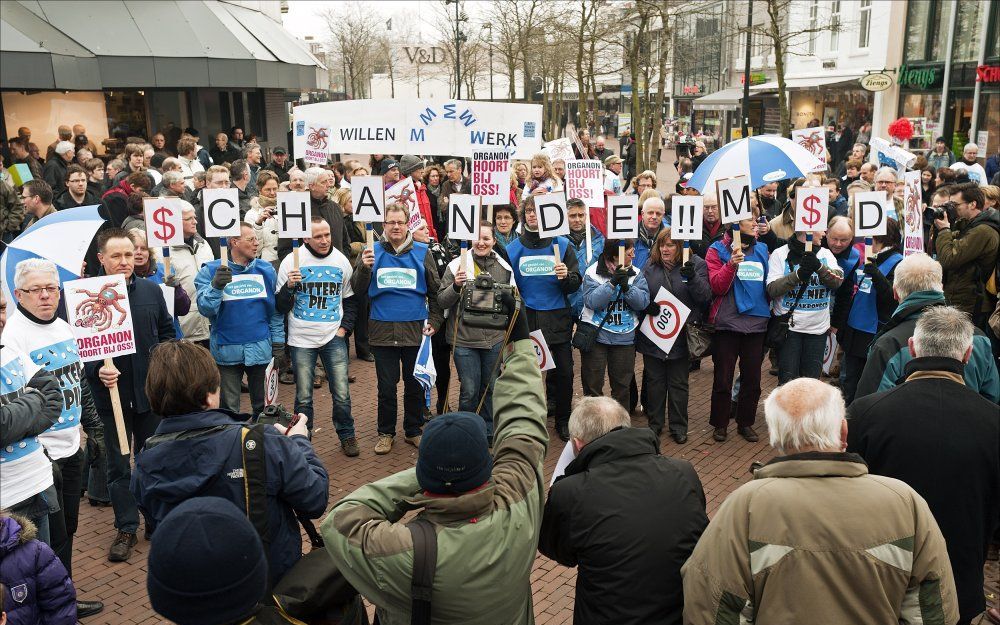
<box><xmin>237</xmin><ymin>236</ymin><xmax>259</xmax><ymax>243</ymax></box>
<box><xmin>385</xmin><ymin>220</ymin><xmax>407</xmax><ymax>227</ymax></box>
<box><xmin>20</xmin><ymin>193</ymin><xmax>34</xmax><ymax>200</ymax></box>
<box><xmin>18</xmin><ymin>286</ymin><xmax>59</xmax><ymax>296</ymax></box>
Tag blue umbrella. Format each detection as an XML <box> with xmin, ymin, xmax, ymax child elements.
<box><xmin>0</xmin><ymin>205</ymin><xmax>105</xmax><ymax>303</ymax></box>
<box><xmin>687</xmin><ymin>135</ymin><xmax>824</xmax><ymax>193</ymax></box>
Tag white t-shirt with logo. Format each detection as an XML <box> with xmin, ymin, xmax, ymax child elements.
<box><xmin>0</xmin><ymin>346</ymin><xmax>54</xmax><ymax>509</ymax></box>
<box><xmin>950</xmin><ymin>161</ymin><xmax>988</xmax><ymax>186</ymax></box>
<box><xmin>766</xmin><ymin>245</ymin><xmax>841</xmax><ymax>335</ymax></box>
<box><xmin>277</xmin><ymin>246</ymin><xmax>355</xmax><ymax>348</ymax></box>
<box><xmin>1</xmin><ymin>310</ymin><xmax>84</xmax><ymax>460</ymax></box>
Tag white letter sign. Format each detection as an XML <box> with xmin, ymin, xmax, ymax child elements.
<box><xmin>717</xmin><ymin>176</ymin><xmax>752</xmax><ymax>225</ymax></box>
<box><xmin>471</xmin><ymin>151</ymin><xmax>509</xmax><ymax>204</ymax></box>
<box><xmin>64</xmin><ymin>274</ymin><xmax>137</xmax><ymax>362</ymax></box>
<box><xmin>448</xmin><ymin>194</ymin><xmax>479</xmax><ymax>242</ymax></box>
<box><xmin>202</xmin><ymin>188</ymin><xmax>241</xmax><ymax>238</ymax></box>
<box><xmin>535</xmin><ymin>192</ymin><xmax>570</xmax><ymax>238</ymax></box>
<box><xmin>276</xmin><ymin>191</ymin><xmax>312</xmax><ymax>238</ymax></box>
<box><xmin>794</xmin><ymin>187</ymin><xmax>830</xmax><ymax>232</ymax></box>
<box><xmin>143</xmin><ymin>197</ymin><xmax>184</xmax><ymax>247</ymax></box>
<box><xmin>606</xmin><ymin>195</ymin><xmax>639</xmax><ymax>240</ymax></box>
<box><xmin>671</xmin><ymin>195</ymin><xmax>703</xmax><ymax>240</ymax></box>
<box><xmin>565</xmin><ymin>160</ymin><xmax>605</xmax><ymax>208</ymax></box>
<box><xmin>640</xmin><ymin>286</ymin><xmax>692</xmax><ymax>356</ymax></box>
<box><xmin>351</xmin><ymin>176</ymin><xmax>385</xmax><ymax>223</ymax></box>
<box><xmin>854</xmin><ymin>191</ymin><xmax>888</xmax><ymax>237</ymax></box>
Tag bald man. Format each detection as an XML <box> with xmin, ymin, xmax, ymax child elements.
<box><xmin>682</xmin><ymin>378</ymin><xmax>958</xmax><ymax>624</ymax></box>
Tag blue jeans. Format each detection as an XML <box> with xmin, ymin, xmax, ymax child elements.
<box><xmin>452</xmin><ymin>344</ymin><xmax>502</xmax><ymax>436</ymax></box>
<box><xmin>777</xmin><ymin>331</ymin><xmax>826</xmax><ymax>384</ymax></box>
<box><xmin>291</xmin><ymin>337</ymin><xmax>355</xmax><ymax>440</ymax></box>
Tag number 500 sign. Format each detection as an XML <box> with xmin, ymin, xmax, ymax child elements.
<box><xmin>640</xmin><ymin>287</ymin><xmax>691</xmax><ymax>354</ymax></box>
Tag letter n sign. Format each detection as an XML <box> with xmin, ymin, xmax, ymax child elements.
<box><xmin>448</xmin><ymin>194</ymin><xmax>479</xmax><ymax>242</ymax></box>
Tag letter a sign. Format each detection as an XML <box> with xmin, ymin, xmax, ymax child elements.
<box><xmin>351</xmin><ymin>176</ymin><xmax>385</xmax><ymax>223</ymax></box>
<box><xmin>448</xmin><ymin>194</ymin><xmax>479</xmax><ymax>242</ymax></box>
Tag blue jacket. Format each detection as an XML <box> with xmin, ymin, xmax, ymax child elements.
<box><xmin>1</xmin><ymin>514</ymin><xmax>76</xmax><ymax>625</ymax></box>
<box><xmin>131</xmin><ymin>409</ymin><xmax>329</xmax><ymax>587</ymax></box>
<box><xmin>569</xmin><ymin>227</ymin><xmax>605</xmax><ymax>318</ymax></box>
<box><xmin>194</xmin><ymin>259</ymin><xmax>285</xmax><ymax>366</ymax></box>
<box><xmin>581</xmin><ymin>268</ymin><xmax>650</xmax><ymax>345</ymax></box>
<box><xmin>854</xmin><ymin>290</ymin><xmax>1000</xmax><ymax>403</ymax></box>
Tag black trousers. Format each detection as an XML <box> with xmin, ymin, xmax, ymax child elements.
<box><xmin>48</xmin><ymin>448</ymin><xmax>85</xmax><ymax>577</ymax></box>
<box><xmin>372</xmin><ymin>345</ymin><xmax>424</xmax><ymax>438</ymax></box>
<box><xmin>543</xmin><ymin>342</ymin><xmax>573</xmax><ymax>427</ymax></box>
<box><xmin>643</xmin><ymin>355</ymin><xmax>691</xmax><ymax>436</ymax></box>
<box><xmin>431</xmin><ymin>331</ymin><xmax>452</xmax><ymax>414</ymax></box>
<box><xmin>353</xmin><ymin>291</ymin><xmax>371</xmax><ymax>357</ymax></box>
<box><xmin>102</xmin><ymin>407</ymin><xmax>160</xmax><ymax>534</ymax></box>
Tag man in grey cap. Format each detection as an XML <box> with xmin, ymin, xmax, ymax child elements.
<box><xmin>264</xmin><ymin>146</ymin><xmax>292</xmax><ymax>183</ymax></box>
<box><xmin>43</xmin><ymin>141</ymin><xmax>75</xmax><ymax>195</ymax></box>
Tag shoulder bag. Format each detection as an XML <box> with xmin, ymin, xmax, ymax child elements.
<box><xmin>765</xmin><ymin>272</ymin><xmax>809</xmax><ymax>350</ymax></box>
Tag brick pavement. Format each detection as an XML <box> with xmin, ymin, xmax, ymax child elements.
<box><xmin>71</xmin><ymin>351</ymin><xmax>997</xmax><ymax>623</ymax></box>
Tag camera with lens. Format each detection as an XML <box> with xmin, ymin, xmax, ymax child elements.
<box><xmin>255</xmin><ymin>404</ymin><xmax>295</xmax><ymax>429</ymax></box>
<box><xmin>461</xmin><ymin>272</ymin><xmax>516</xmax><ymax>330</ymax></box>
<box><xmin>933</xmin><ymin>201</ymin><xmax>956</xmax><ymax>221</ymax></box>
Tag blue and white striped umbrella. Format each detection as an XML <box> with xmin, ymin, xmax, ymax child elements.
<box><xmin>0</xmin><ymin>205</ymin><xmax>105</xmax><ymax>304</ymax></box>
<box><xmin>687</xmin><ymin>135</ymin><xmax>824</xmax><ymax>193</ymax></box>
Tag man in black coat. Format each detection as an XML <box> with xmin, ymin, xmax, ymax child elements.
<box><xmin>539</xmin><ymin>396</ymin><xmax>708</xmax><ymax>625</ymax></box>
<box><xmin>847</xmin><ymin>306</ymin><xmax>999</xmax><ymax>625</ymax></box>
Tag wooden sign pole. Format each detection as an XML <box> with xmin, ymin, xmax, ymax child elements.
<box><xmin>732</xmin><ymin>223</ymin><xmax>742</xmax><ymax>250</ymax></box>
<box><xmin>805</xmin><ymin>232</ymin><xmax>813</xmax><ymax>252</ymax></box>
<box><xmin>219</xmin><ymin>239</ymin><xmax>229</xmax><ymax>267</ymax></box>
<box><xmin>103</xmin><ymin>358</ymin><xmax>130</xmax><ymax>454</ymax></box>
<box><xmin>365</xmin><ymin>223</ymin><xmax>374</xmax><ymax>249</ymax></box>
<box><xmin>162</xmin><ymin>247</ymin><xmax>171</xmax><ymax>278</ymax></box>
<box><xmin>292</xmin><ymin>239</ymin><xmax>300</xmax><ymax>271</ymax></box>
<box><xmin>683</xmin><ymin>240</ymin><xmax>690</xmax><ymax>264</ymax></box>
<box><xmin>864</xmin><ymin>236</ymin><xmax>873</xmax><ymax>264</ymax></box>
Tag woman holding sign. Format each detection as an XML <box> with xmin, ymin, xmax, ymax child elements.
<box><xmin>579</xmin><ymin>240</ymin><xmax>650</xmax><ymax>411</ymax></box>
<box><xmin>705</xmin><ymin>209</ymin><xmax>770</xmax><ymax>442</ymax></box>
<box><xmin>637</xmin><ymin>228</ymin><xmax>711</xmax><ymax>443</ymax></box>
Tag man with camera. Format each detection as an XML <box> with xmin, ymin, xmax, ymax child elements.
<box><xmin>505</xmin><ymin>195</ymin><xmax>583</xmax><ymax>441</ymax></box>
<box><xmin>321</xmin><ymin>294</ymin><xmax>549</xmax><ymax>624</ymax></box>
<box><xmin>276</xmin><ymin>216</ymin><xmax>359</xmax><ymax>457</ymax></box>
<box><xmin>353</xmin><ymin>203</ymin><xmax>444</xmax><ymax>454</ymax></box>
<box><xmin>437</xmin><ymin>221</ymin><xmax>514</xmax><ymax>439</ymax></box>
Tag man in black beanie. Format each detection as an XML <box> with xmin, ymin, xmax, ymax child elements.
<box><xmin>321</xmin><ymin>296</ymin><xmax>551</xmax><ymax>623</ymax></box>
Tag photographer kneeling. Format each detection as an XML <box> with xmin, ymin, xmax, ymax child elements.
<box><xmin>321</xmin><ymin>294</ymin><xmax>548</xmax><ymax>624</ymax></box>
<box><xmin>131</xmin><ymin>341</ymin><xmax>329</xmax><ymax>588</ymax></box>
<box><xmin>437</xmin><ymin>221</ymin><xmax>514</xmax><ymax>440</ymax></box>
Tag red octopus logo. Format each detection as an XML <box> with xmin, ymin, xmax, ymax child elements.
<box><xmin>306</xmin><ymin>127</ymin><xmax>329</xmax><ymax>150</ymax></box>
<box><xmin>73</xmin><ymin>283</ymin><xmax>128</xmax><ymax>332</ymax></box>
<box><xmin>797</xmin><ymin>131</ymin><xmax>824</xmax><ymax>156</ymax></box>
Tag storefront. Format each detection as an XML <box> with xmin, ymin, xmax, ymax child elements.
<box><xmin>750</xmin><ymin>75</ymin><xmax>872</xmax><ymax>132</ymax></box>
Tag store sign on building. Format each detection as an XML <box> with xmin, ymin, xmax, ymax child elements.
<box><xmin>976</xmin><ymin>65</ymin><xmax>1000</xmax><ymax>83</ymax></box>
<box><xmin>859</xmin><ymin>72</ymin><xmax>893</xmax><ymax>92</ymax></box>
<box><xmin>682</xmin><ymin>85</ymin><xmax>703</xmax><ymax>95</ymax></box>
<box><xmin>898</xmin><ymin>65</ymin><xmax>941</xmax><ymax>89</ymax></box>
<box><xmin>402</xmin><ymin>46</ymin><xmax>446</xmax><ymax>65</ymax></box>
<box><xmin>740</xmin><ymin>73</ymin><xmax>767</xmax><ymax>86</ymax></box>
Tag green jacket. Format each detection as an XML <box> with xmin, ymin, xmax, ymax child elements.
<box><xmin>321</xmin><ymin>339</ymin><xmax>548</xmax><ymax>625</ymax></box>
<box><xmin>934</xmin><ymin>208</ymin><xmax>1000</xmax><ymax>315</ymax></box>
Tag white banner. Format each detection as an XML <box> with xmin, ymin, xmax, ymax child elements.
<box><xmin>639</xmin><ymin>286</ymin><xmax>691</xmax><ymax>356</ymax></box>
<box><xmin>293</xmin><ymin>99</ymin><xmax>542</xmax><ymax>160</ymax></box>
<box><xmin>791</xmin><ymin>126</ymin><xmax>828</xmax><ymax>173</ymax></box>
<box><xmin>202</xmin><ymin>188</ymin><xmax>241</xmax><ymax>238</ymax></box>
<box><xmin>794</xmin><ymin>187</ymin><xmax>830</xmax><ymax>232</ymax></box>
<box><xmin>902</xmin><ymin>170</ymin><xmax>924</xmax><ymax>255</ymax></box>
<box><xmin>529</xmin><ymin>329</ymin><xmax>556</xmax><ymax>371</ymax></box>
<box><xmin>276</xmin><ymin>191</ymin><xmax>312</xmax><ymax>238</ymax></box>
<box><xmin>671</xmin><ymin>195</ymin><xmax>703</xmax><ymax>241</ymax></box>
<box><xmin>471</xmin><ymin>151</ymin><xmax>510</xmax><ymax>204</ymax></box>
<box><xmin>64</xmin><ymin>275</ymin><xmax>137</xmax><ymax>362</ymax></box>
<box><xmin>143</xmin><ymin>197</ymin><xmax>185</xmax><ymax>248</ymax></box>
<box><xmin>564</xmin><ymin>160</ymin><xmax>605</xmax><ymax>209</ymax></box>
<box><xmin>351</xmin><ymin>176</ymin><xmax>385</xmax><ymax>223</ymax></box>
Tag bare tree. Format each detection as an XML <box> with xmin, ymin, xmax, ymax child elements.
<box><xmin>321</xmin><ymin>2</ymin><xmax>384</xmax><ymax>99</ymax></box>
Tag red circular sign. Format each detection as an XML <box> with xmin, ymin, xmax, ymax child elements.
<box><xmin>530</xmin><ymin>335</ymin><xmax>548</xmax><ymax>369</ymax></box>
<box><xmin>647</xmin><ymin>300</ymin><xmax>682</xmax><ymax>340</ymax></box>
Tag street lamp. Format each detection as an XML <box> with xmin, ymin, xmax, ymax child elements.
<box><xmin>482</xmin><ymin>23</ymin><xmax>494</xmax><ymax>101</ymax></box>
<box><xmin>445</xmin><ymin>0</ymin><xmax>468</xmax><ymax>99</ymax></box>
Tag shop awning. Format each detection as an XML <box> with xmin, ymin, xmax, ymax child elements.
<box><xmin>0</xmin><ymin>1</ymin><xmax>102</xmax><ymax>90</ymax></box>
<box><xmin>750</xmin><ymin>74</ymin><xmax>864</xmax><ymax>92</ymax></box>
<box><xmin>0</xmin><ymin>0</ymin><xmax>326</xmax><ymax>91</ymax></box>
<box><xmin>693</xmin><ymin>87</ymin><xmax>747</xmax><ymax>111</ymax></box>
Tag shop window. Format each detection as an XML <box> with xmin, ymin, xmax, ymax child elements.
<box><xmin>899</xmin><ymin>93</ymin><xmax>942</xmax><ymax>152</ymax></box>
<box><xmin>829</xmin><ymin>1</ymin><xmax>841</xmax><ymax>53</ymax></box>
<box><xmin>858</xmin><ymin>0</ymin><xmax>871</xmax><ymax>48</ymax></box>
<box><xmin>905</xmin><ymin>0</ymin><xmax>953</xmax><ymax>63</ymax></box>
<box><xmin>808</xmin><ymin>1</ymin><xmax>819</xmax><ymax>55</ymax></box>
<box><xmin>988</xmin><ymin>1</ymin><xmax>1000</xmax><ymax>59</ymax></box>
<box><xmin>929</xmin><ymin>1</ymin><xmax>952</xmax><ymax>61</ymax></box>
<box><xmin>105</xmin><ymin>91</ymin><xmax>148</xmax><ymax>155</ymax></box>
<box><xmin>952</xmin><ymin>1</ymin><xmax>983</xmax><ymax>63</ymax></box>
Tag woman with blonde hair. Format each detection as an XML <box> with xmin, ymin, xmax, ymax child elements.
<box><xmin>245</xmin><ymin>170</ymin><xmax>280</xmax><ymax>264</ymax></box>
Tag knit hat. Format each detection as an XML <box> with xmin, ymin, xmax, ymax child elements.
<box><xmin>416</xmin><ymin>412</ymin><xmax>493</xmax><ymax>494</ymax></box>
<box><xmin>379</xmin><ymin>159</ymin><xmax>400</xmax><ymax>175</ymax></box>
<box><xmin>399</xmin><ymin>154</ymin><xmax>425</xmax><ymax>175</ymax></box>
<box><xmin>150</xmin><ymin>153</ymin><xmax>167</xmax><ymax>170</ymax></box>
<box><xmin>54</xmin><ymin>141</ymin><xmax>74</xmax><ymax>156</ymax></box>
<box><xmin>147</xmin><ymin>497</ymin><xmax>267</xmax><ymax>625</ymax></box>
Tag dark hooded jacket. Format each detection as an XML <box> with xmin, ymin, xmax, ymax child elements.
<box><xmin>0</xmin><ymin>514</ymin><xmax>77</xmax><ymax>624</ymax></box>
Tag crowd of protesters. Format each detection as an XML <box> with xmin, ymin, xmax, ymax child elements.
<box><xmin>1</xmin><ymin>120</ymin><xmax>998</xmax><ymax>625</ymax></box>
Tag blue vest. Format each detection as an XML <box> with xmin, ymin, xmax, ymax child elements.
<box><xmin>507</xmin><ymin>235</ymin><xmax>570</xmax><ymax>312</ymax></box>
<box><xmin>711</xmin><ymin>240</ymin><xmax>771</xmax><ymax>318</ymax></box>
<box><xmin>848</xmin><ymin>252</ymin><xmax>903</xmax><ymax>334</ymax></box>
<box><xmin>369</xmin><ymin>242</ymin><xmax>429</xmax><ymax>322</ymax></box>
<box><xmin>836</xmin><ymin>246</ymin><xmax>862</xmax><ymax>282</ymax></box>
<box><xmin>206</xmin><ymin>259</ymin><xmax>276</xmax><ymax>345</ymax></box>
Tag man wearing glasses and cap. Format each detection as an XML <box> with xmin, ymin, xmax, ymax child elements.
<box><xmin>264</xmin><ymin>147</ymin><xmax>292</xmax><ymax>184</ymax></box>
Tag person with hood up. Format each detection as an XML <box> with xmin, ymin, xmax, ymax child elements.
<box><xmin>0</xmin><ymin>514</ymin><xmax>77</xmax><ymax>625</ymax></box>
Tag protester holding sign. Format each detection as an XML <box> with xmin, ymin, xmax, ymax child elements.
<box><xmin>506</xmin><ymin>196</ymin><xmax>582</xmax><ymax>441</ymax></box>
<box><xmin>165</xmin><ymin>202</ymin><xmax>213</xmax><ymax>341</ymax></box>
<box><xmin>705</xmin><ymin>209</ymin><xmax>769</xmax><ymax>442</ymax></box>
<box><xmin>638</xmin><ymin>228</ymin><xmax>711</xmax><ymax>443</ymax></box>
<box><xmin>128</xmin><ymin>229</ymin><xmax>191</xmax><ymax>338</ymax></box>
<box><xmin>766</xmin><ymin>231</ymin><xmax>843</xmax><ymax>384</ymax></box>
<box><xmin>276</xmin><ymin>168</ymin><xmax>350</xmax><ymax>264</ymax></box>
<box><xmin>352</xmin><ymin>203</ymin><xmax>445</xmax><ymax>455</ymax></box>
<box><xmin>634</xmin><ymin>197</ymin><xmax>668</xmax><ymax>270</ymax></box>
<box><xmin>195</xmin><ymin>223</ymin><xmax>284</xmax><ymax>419</ymax></box>
<box><xmin>437</xmin><ymin>221</ymin><xmax>514</xmax><ymax>437</ymax></box>
<box><xmin>566</xmin><ymin>198</ymin><xmax>605</xmax><ymax>318</ymax></box>
<box><xmin>276</xmin><ymin>216</ymin><xmax>359</xmax><ymax>458</ymax></box>
<box><xmin>579</xmin><ymin>240</ymin><xmax>649</xmax><ymax>410</ymax></box>
<box><xmin>2</xmin><ymin>259</ymin><xmax>108</xmax><ymax>617</ymax></box>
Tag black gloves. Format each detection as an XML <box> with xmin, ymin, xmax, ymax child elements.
<box><xmin>862</xmin><ymin>261</ymin><xmax>882</xmax><ymax>278</ymax></box>
<box><xmin>500</xmin><ymin>290</ymin><xmax>530</xmax><ymax>343</ymax></box>
<box><xmin>679</xmin><ymin>261</ymin><xmax>695</xmax><ymax>280</ymax></box>
<box><xmin>272</xmin><ymin>343</ymin><xmax>285</xmax><ymax>361</ymax></box>
<box><xmin>611</xmin><ymin>267</ymin><xmax>632</xmax><ymax>292</ymax></box>
<box><xmin>86</xmin><ymin>434</ymin><xmax>102</xmax><ymax>465</ymax></box>
<box><xmin>163</xmin><ymin>273</ymin><xmax>178</xmax><ymax>288</ymax></box>
<box><xmin>644</xmin><ymin>301</ymin><xmax>661</xmax><ymax>317</ymax></box>
<box><xmin>797</xmin><ymin>252</ymin><xmax>821</xmax><ymax>281</ymax></box>
<box><xmin>212</xmin><ymin>264</ymin><xmax>233</xmax><ymax>290</ymax></box>
<box><xmin>863</xmin><ymin>261</ymin><xmax>890</xmax><ymax>293</ymax></box>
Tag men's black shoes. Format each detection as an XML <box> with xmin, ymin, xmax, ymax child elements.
<box><xmin>77</xmin><ymin>600</ymin><xmax>104</xmax><ymax>618</ymax></box>
<box><xmin>672</xmin><ymin>432</ymin><xmax>688</xmax><ymax>444</ymax></box>
<box><xmin>556</xmin><ymin>423</ymin><xmax>570</xmax><ymax>442</ymax></box>
<box><xmin>738</xmin><ymin>426</ymin><xmax>759</xmax><ymax>442</ymax></box>
<box><xmin>107</xmin><ymin>530</ymin><xmax>137</xmax><ymax>562</ymax></box>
